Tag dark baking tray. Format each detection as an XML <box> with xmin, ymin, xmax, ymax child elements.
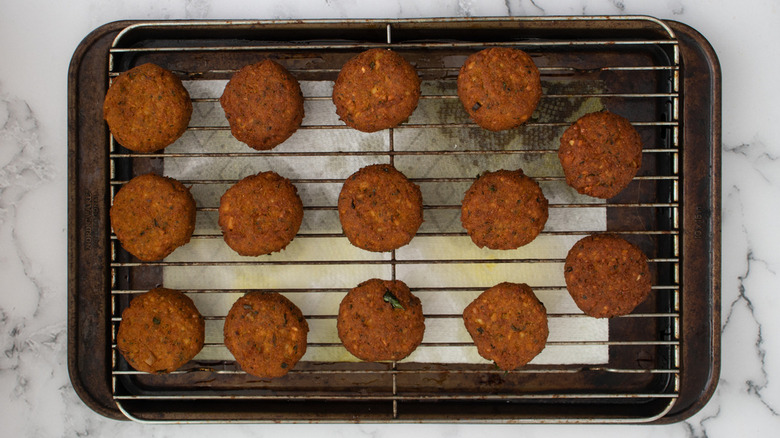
<box><xmin>68</xmin><ymin>17</ymin><xmax>720</xmax><ymax>423</ymax></box>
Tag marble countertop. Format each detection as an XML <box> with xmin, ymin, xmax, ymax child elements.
<box><xmin>1</xmin><ymin>0</ymin><xmax>778</xmax><ymax>436</ymax></box>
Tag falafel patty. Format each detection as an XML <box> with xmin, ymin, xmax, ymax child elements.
<box><xmin>117</xmin><ymin>288</ymin><xmax>205</xmax><ymax>373</ymax></box>
<box><xmin>110</xmin><ymin>173</ymin><xmax>197</xmax><ymax>261</ymax></box>
<box><xmin>220</xmin><ymin>60</ymin><xmax>305</xmax><ymax>150</ymax></box>
<box><xmin>564</xmin><ymin>233</ymin><xmax>652</xmax><ymax>318</ymax></box>
<box><xmin>460</xmin><ymin>169</ymin><xmax>548</xmax><ymax>250</ymax></box>
<box><xmin>103</xmin><ymin>63</ymin><xmax>192</xmax><ymax>153</ymax></box>
<box><xmin>338</xmin><ymin>164</ymin><xmax>423</xmax><ymax>252</ymax></box>
<box><xmin>218</xmin><ymin>171</ymin><xmax>304</xmax><ymax>256</ymax></box>
<box><xmin>558</xmin><ymin>110</ymin><xmax>643</xmax><ymax>199</ymax></box>
<box><xmin>337</xmin><ymin>278</ymin><xmax>425</xmax><ymax>362</ymax></box>
<box><xmin>332</xmin><ymin>48</ymin><xmax>421</xmax><ymax>132</ymax></box>
<box><xmin>463</xmin><ymin>282</ymin><xmax>549</xmax><ymax>370</ymax></box>
<box><xmin>223</xmin><ymin>292</ymin><xmax>309</xmax><ymax>378</ymax></box>
<box><xmin>457</xmin><ymin>47</ymin><xmax>542</xmax><ymax>131</ymax></box>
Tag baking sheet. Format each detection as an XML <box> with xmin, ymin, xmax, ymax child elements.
<box><xmin>69</xmin><ymin>17</ymin><xmax>722</xmax><ymax>423</ymax></box>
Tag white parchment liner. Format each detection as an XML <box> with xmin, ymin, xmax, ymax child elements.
<box><xmin>161</xmin><ymin>79</ymin><xmax>609</xmax><ymax>366</ymax></box>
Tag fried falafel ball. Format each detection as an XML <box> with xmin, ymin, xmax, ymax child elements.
<box><xmin>103</xmin><ymin>63</ymin><xmax>192</xmax><ymax>152</ymax></box>
<box><xmin>332</xmin><ymin>48</ymin><xmax>421</xmax><ymax>132</ymax></box>
<box><xmin>117</xmin><ymin>288</ymin><xmax>205</xmax><ymax>373</ymax></box>
<box><xmin>564</xmin><ymin>233</ymin><xmax>652</xmax><ymax>318</ymax></box>
<box><xmin>457</xmin><ymin>47</ymin><xmax>542</xmax><ymax>131</ymax></box>
<box><xmin>220</xmin><ymin>60</ymin><xmax>305</xmax><ymax>150</ymax></box>
<box><xmin>223</xmin><ymin>292</ymin><xmax>309</xmax><ymax>378</ymax></box>
<box><xmin>110</xmin><ymin>173</ymin><xmax>196</xmax><ymax>261</ymax></box>
<box><xmin>218</xmin><ymin>171</ymin><xmax>304</xmax><ymax>256</ymax></box>
<box><xmin>463</xmin><ymin>282</ymin><xmax>549</xmax><ymax>370</ymax></box>
<box><xmin>337</xmin><ymin>278</ymin><xmax>425</xmax><ymax>362</ymax></box>
<box><xmin>558</xmin><ymin>110</ymin><xmax>643</xmax><ymax>199</ymax></box>
<box><xmin>338</xmin><ymin>164</ymin><xmax>423</xmax><ymax>252</ymax></box>
<box><xmin>461</xmin><ymin>169</ymin><xmax>548</xmax><ymax>250</ymax></box>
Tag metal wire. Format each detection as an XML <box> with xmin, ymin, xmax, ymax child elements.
<box><xmin>106</xmin><ymin>19</ymin><xmax>681</xmax><ymax>421</ymax></box>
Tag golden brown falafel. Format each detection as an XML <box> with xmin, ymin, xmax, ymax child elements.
<box><xmin>337</xmin><ymin>278</ymin><xmax>425</xmax><ymax>362</ymax></box>
<box><xmin>558</xmin><ymin>110</ymin><xmax>643</xmax><ymax>199</ymax></box>
<box><xmin>117</xmin><ymin>288</ymin><xmax>205</xmax><ymax>373</ymax></box>
<box><xmin>103</xmin><ymin>63</ymin><xmax>192</xmax><ymax>152</ymax></box>
<box><xmin>220</xmin><ymin>60</ymin><xmax>305</xmax><ymax>150</ymax></box>
<box><xmin>564</xmin><ymin>233</ymin><xmax>652</xmax><ymax>318</ymax></box>
<box><xmin>460</xmin><ymin>169</ymin><xmax>548</xmax><ymax>250</ymax></box>
<box><xmin>223</xmin><ymin>292</ymin><xmax>309</xmax><ymax>378</ymax></box>
<box><xmin>463</xmin><ymin>282</ymin><xmax>548</xmax><ymax>370</ymax></box>
<box><xmin>218</xmin><ymin>171</ymin><xmax>304</xmax><ymax>256</ymax></box>
<box><xmin>338</xmin><ymin>164</ymin><xmax>423</xmax><ymax>252</ymax></box>
<box><xmin>457</xmin><ymin>47</ymin><xmax>542</xmax><ymax>131</ymax></box>
<box><xmin>110</xmin><ymin>173</ymin><xmax>196</xmax><ymax>261</ymax></box>
<box><xmin>332</xmin><ymin>48</ymin><xmax>421</xmax><ymax>132</ymax></box>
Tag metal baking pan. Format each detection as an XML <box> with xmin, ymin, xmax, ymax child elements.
<box><xmin>68</xmin><ymin>16</ymin><xmax>720</xmax><ymax>423</ymax></box>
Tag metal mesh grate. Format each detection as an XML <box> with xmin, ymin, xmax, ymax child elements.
<box><xmin>105</xmin><ymin>18</ymin><xmax>681</xmax><ymax>423</ymax></box>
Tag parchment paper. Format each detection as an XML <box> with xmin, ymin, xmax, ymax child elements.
<box><xmin>161</xmin><ymin>78</ymin><xmax>609</xmax><ymax>365</ymax></box>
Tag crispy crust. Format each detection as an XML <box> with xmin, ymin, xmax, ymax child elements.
<box><xmin>564</xmin><ymin>234</ymin><xmax>652</xmax><ymax>318</ymax></box>
<box><xmin>338</xmin><ymin>164</ymin><xmax>423</xmax><ymax>252</ymax></box>
<box><xmin>223</xmin><ymin>292</ymin><xmax>309</xmax><ymax>378</ymax></box>
<box><xmin>220</xmin><ymin>60</ymin><xmax>304</xmax><ymax>150</ymax></box>
<box><xmin>463</xmin><ymin>282</ymin><xmax>548</xmax><ymax>370</ymax></box>
<box><xmin>218</xmin><ymin>172</ymin><xmax>303</xmax><ymax>256</ymax></box>
<box><xmin>457</xmin><ymin>47</ymin><xmax>542</xmax><ymax>131</ymax></box>
<box><xmin>461</xmin><ymin>169</ymin><xmax>548</xmax><ymax>250</ymax></box>
<box><xmin>110</xmin><ymin>173</ymin><xmax>196</xmax><ymax>261</ymax></box>
<box><xmin>558</xmin><ymin>110</ymin><xmax>643</xmax><ymax>199</ymax></box>
<box><xmin>117</xmin><ymin>288</ymin><xmax>205</xmax><ymax>373</ymax></box>
<box><xmin>332</xmin><ymin>49</ymin><xmax>421</xmax><ymax>132</ymax></box>
<box><xmin>337</xmin><ymin>279</ymin><xmax>425</xmax><ymax>362</ymax></box>
<box><xmin>103</xmin><ymin>63</ymin><xmax>192</xmax><ymax>153</ymax></box>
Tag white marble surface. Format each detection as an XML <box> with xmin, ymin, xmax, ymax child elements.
<box><xmin>1</xmin><ymin>0</ymin><xmax>779</xmax><ymax>436</ymax></box>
